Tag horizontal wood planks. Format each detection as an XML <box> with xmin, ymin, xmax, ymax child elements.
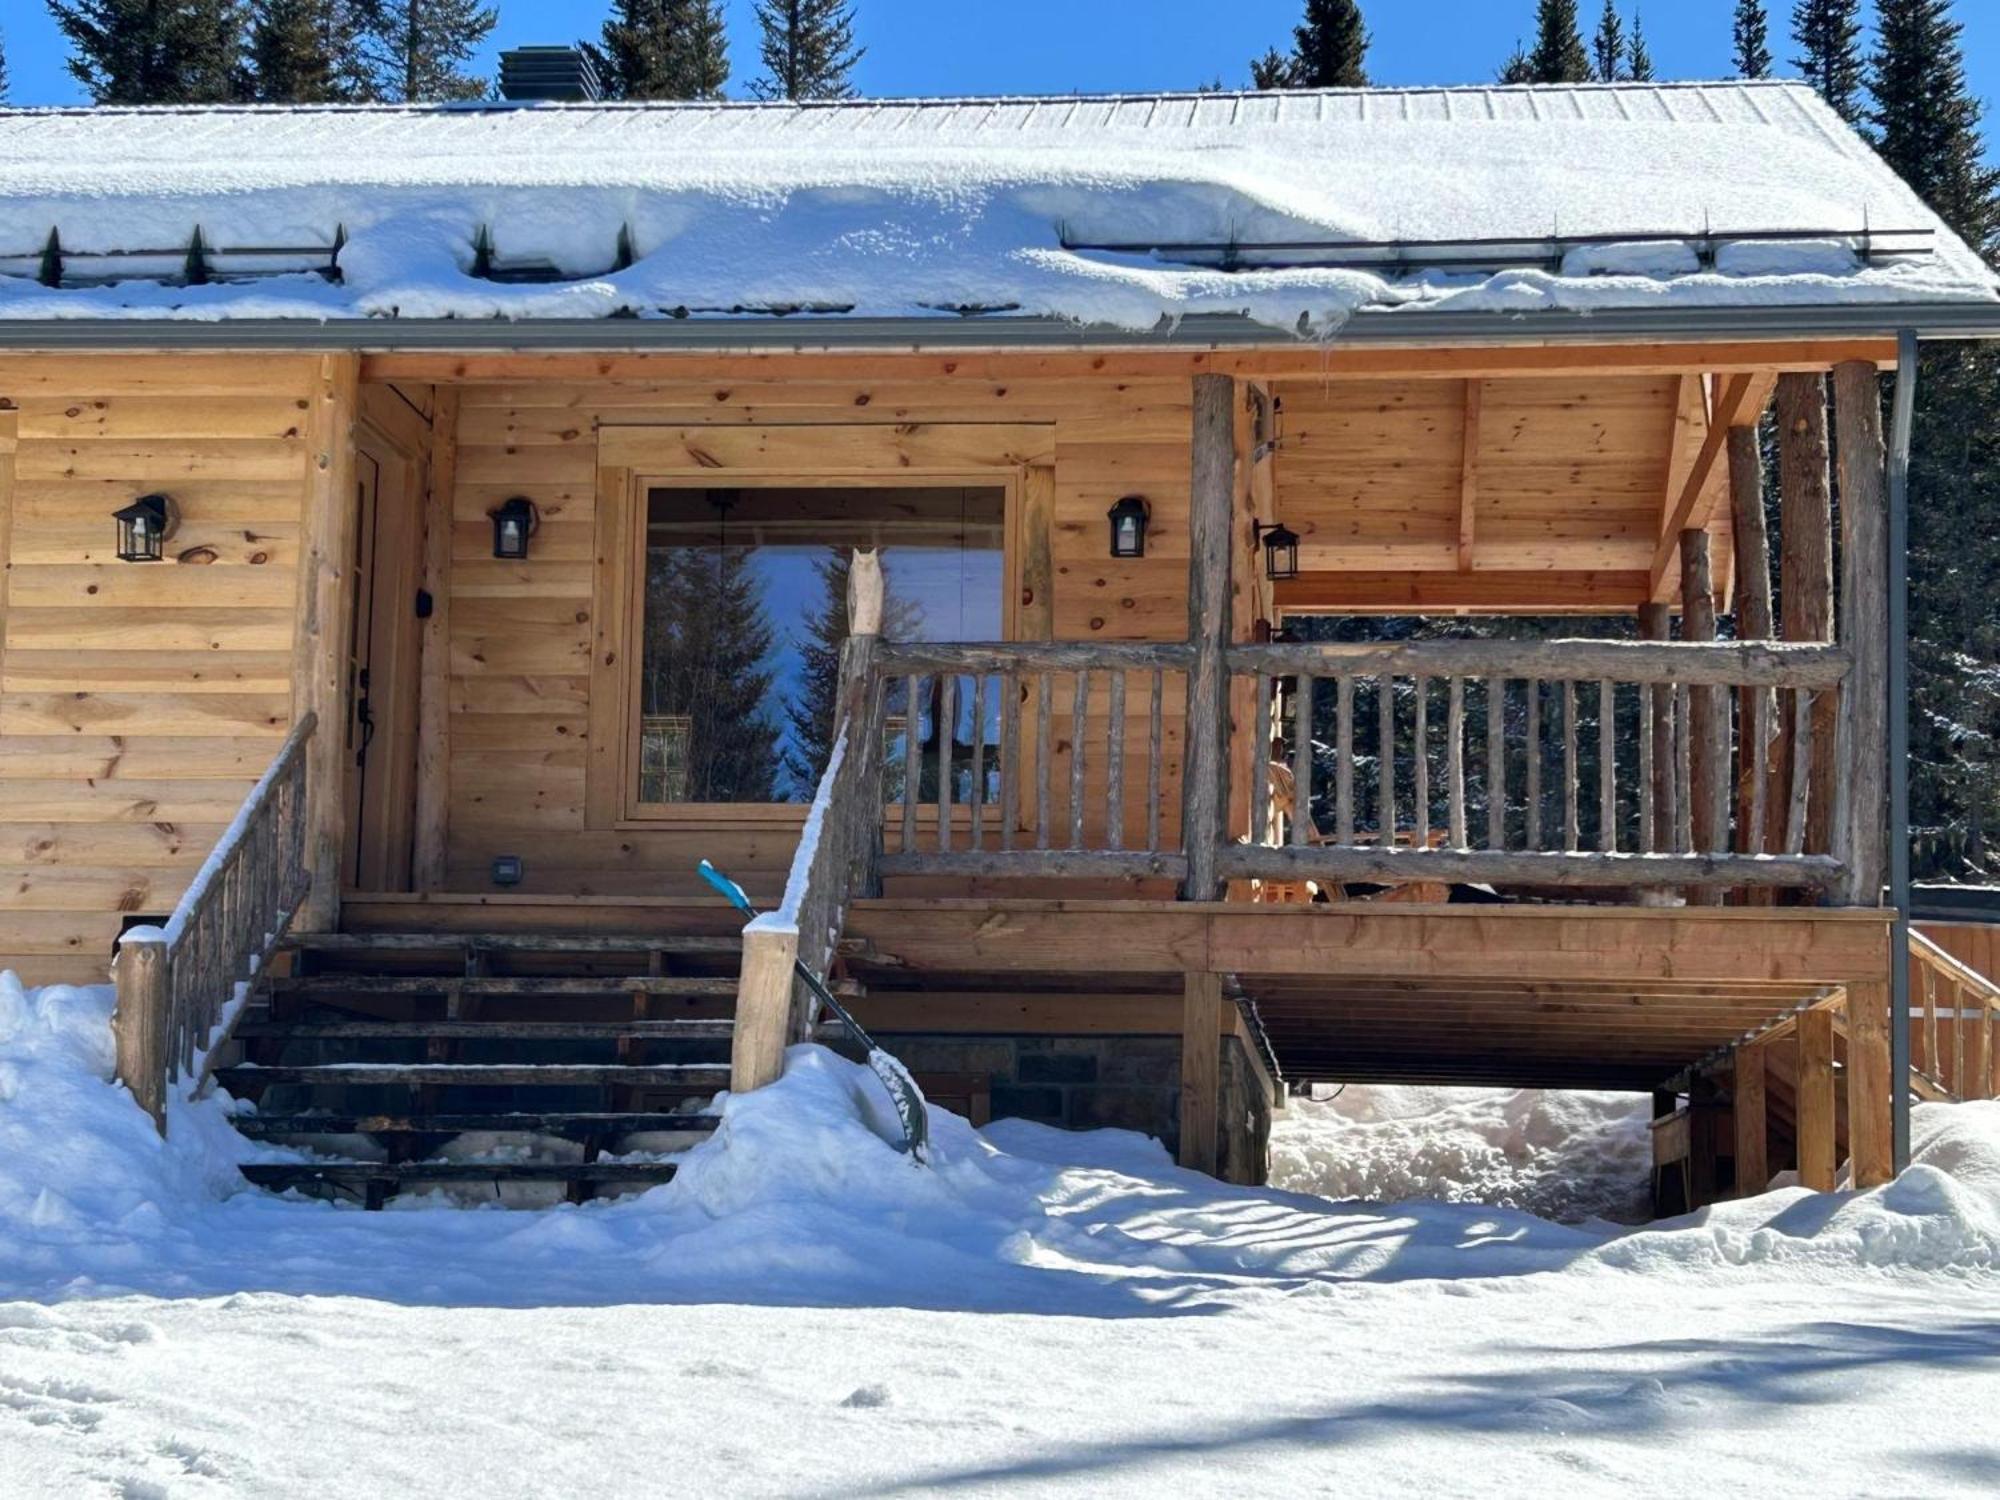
<box><xmin>443</xmin><ymin>376</ymin><xmax>1198</xmax><ymax>892</ymax></box>
<box><xmin>0</xmin><ymin>356</ymin><xmax>325</xmax><ymax>979</ymax></box>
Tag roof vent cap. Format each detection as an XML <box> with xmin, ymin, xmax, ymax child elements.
<box><xmin>499</xmin><ymin>46</ymin><xmax>603</xmax><ymax>103</ymax></box>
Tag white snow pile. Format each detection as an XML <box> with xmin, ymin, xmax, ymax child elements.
<box><xmin>3</xmin><ymin>973</ymin><xmax>2000</xmax><ymax>1316</ymax></box>
<box><xmin>1271</xmin><ymin>1085</ymin><xmax>1655</xmax><ymax>1224</ymax></box>
<box><xmin>0</xmin><ymin>82</ymin><xmax>1994</xmax><ymax>330</ymax></box>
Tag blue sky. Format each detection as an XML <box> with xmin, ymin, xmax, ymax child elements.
<box><xmin>3</xmin><ymin>1</ymin><xmax>1996</xmax><ymax>110</ymax></box>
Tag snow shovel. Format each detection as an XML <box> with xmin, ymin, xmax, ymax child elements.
<box><xmin>699</xmin><ymin>860</ymin><xmax>930</xmax><ymax>1166</ymax></box>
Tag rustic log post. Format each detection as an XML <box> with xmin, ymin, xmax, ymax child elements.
<box><xmin>1732</xmin><ymin>1040</ymin><xmax>1769</xmax><ymax>1196</ymax></box>
<box><xmin>1179</xmin><ymin>970</ymin><xmax>1223</xmax><ymax>1174</ymax></box>
<box><xmin>1833</xmin><ymin>360</ymin><xmax>1890</xmax><ymax>906</ymax></box>
<box><xmin>1796</xmin><ymin>1004</ymin><xmax>1839</xmax><ymax>1192</ymax></box>
<box><xmin>1728</xmin><ymin>421</ymin><xmax>1776</xmax><ymax>902</ymax></box>
<box><xmin>1777</xmin><ymin>373</ymin><xmax>1837</xmax><ymax>860</ymax></box>
<box><xmin>841</xmin><ymin>554</ymin><xmax>885</xmax><ymax>900</ymax></box>
<box><xmin>1681</xmin><ymin>529</ymin><xmax>1726</xmax><ymax>904</ymax></box>
<box><xmin>292</xmin><ymin>354</ymin><xmax>362</xmax><ymax>932</ymax></box>
<box><xmin>112</xmin><ymin>934</ymin><xmax>171</xmax><ymax>1132</ymax></box>
<box><xmin>1181</xmin><ymin>374</ymin><xmax>1235</xmax><ymax>900</ymax></box>
<box><xmin>730</xmin><ymin>922</ymin><xmax>802</xmax><ymax>1095</ymax></box>
<box><xmin>1639</xmin><ymin>603</ymin><xmax>1675</xmax><ymax>855</ymax></box>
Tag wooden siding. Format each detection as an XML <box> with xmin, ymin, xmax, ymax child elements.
<box><xmin>0</xmin><ymin>357</ymin><xmax>325</xmax><ymax>983</ymax></box>
<box><xmin>443</xmin><ymin>377</ymin><xmax>1197</xmax><ymax>896</ymax></box>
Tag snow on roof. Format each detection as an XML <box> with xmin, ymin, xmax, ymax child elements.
<box><xmin>0</xmin><ymin>81</ymin><xmax>1993</xmax><ymax>334</ymax></box>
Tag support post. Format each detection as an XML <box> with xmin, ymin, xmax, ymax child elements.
<box><xmin>112</xmin><ymin>935</ymin><xmax>170</xmax><ymax>1132</ymax></box>
<box><xmin>1776</xmin><ymin>373</ymin><xmax>1837</xmax><ymax>859</ymax></box>
<box><xmin>1887</xmin><ymin>331</ymin><xmax>1919</xmax><ymax>1171</ymax></box>
<box><xmin>1681</xmin><ymin>528</ymin><xmax>1725</xmax><ymax>903</ymax></box>
<box><xmin>1833</xmin><ymin>359</ymin><xmax>1890</xmax><ymax>906</ymax></box>
<box><xmin>1846</xmin><ymin>980</ymin><xmax>1894</xmax><ymax>1189</ymax></box>
<box><xmin>1181</xmin><ymin>374</ymin><xmax>1235</xmax><ymax>901</ymax></box>
<box><xmin>292</xmin><ymin>353</ymin><xmax>362</xmax><ymax>932</ymax></box>
<box><xmin>1728</xmin><ymin>422</ymin><xmax>1775</xmax><ymax>898</ymax></box>
<box><xmin>1179</xmin><ymin>970</ymin><xmax>1223</xmax><ymax>1174</ymax></box>
<box><xmin>731</xmin><ymin>922</ymin><xmax>802</xmax><ymax>1094</ymax></box>
<box><xmin>1797</xmin><ymin>1004</ymin><xmax>1838</xmax><ymax>1192</ymax></box>
<box><xmin>1732</xmin><ymin>1041</ymin><xmax>1769</xmax><ymax>1197</ymax></box>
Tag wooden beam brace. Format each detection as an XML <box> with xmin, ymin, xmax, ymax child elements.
<box><xmin>1276</xmin><ymin>569</ymin><xmax>1649</xmax><ymax>615</ymax></box>
<box><xmin>1650</xmin><ymin>373</ymin><xmax>1755</xmax><ymax>601</ymax></box>
<box><xmin>1796</xmin><ymin>1004</ymin><xmax>1839</xmax><ymax>1191</ymax></box>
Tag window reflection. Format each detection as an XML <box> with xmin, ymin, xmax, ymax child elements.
<box><xmin>638</xmin><ymin>486</ymin><xmax>1004</xmax><ymax>806</ymax></box>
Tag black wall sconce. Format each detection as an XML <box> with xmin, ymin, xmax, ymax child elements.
<box><xmin>489</xmin><ymin>496</ymin><xmax>539</xmax><ymax>560</ymax></box>
<box><xmin>1107</xmin><ymin>495</ymin><xmax>1150</xmax><ymax>559</ymax></box>
<box><xmin>113</xmin><ymin>493</ymin><xmax>178</xmax><ymax>562</ymax></box>
<box><xmin>1255</xmin><ymin>521</ymin><xmax>1301</xmax><ymax>582</ymax></box>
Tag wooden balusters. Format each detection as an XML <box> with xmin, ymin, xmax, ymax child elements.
<box><xmin>1106</xmin><ymin>671</ymin><xmax>1126</xmax><ymax>851</ymax></box>
<box><xmin>1070</xmin><ymin>672</ymin><xmax>1089</xmax><ymax>850</ymax></box>
<box><xmin>1486</xmin><ymin>677</ymin><xmax>1505</xmax><ymax>851</ymax></box>
<box><xmin>936</xmin><ymin>673</ymin><xmax>955</xmax><ymax>853</ymax></box>
<box><xmin>1000</xmin><ymin>671</ymin><xmax>1021</xmax><ymax>852</ymax></box>
<box><xmin>1525</xmin><ymin>679</ymin><xmax>1542</xmax><ymax>851</ymax></box>
<box><xmin>1598</xmin><ymin>680</ymin><xmax>1616</xmax><ymax>853</ymax></box>
<box><xmin>1252</xmin><ymin>672</ymin><xmax>1273</xmax><ymax>841</ymax></box>
<box><xmin>1148</xmin><ymin>669</ymin><xmax>1164</xmax><ymax>854</ymax></box>
<box><xmin>1414</xmin><ymin>677</ymin><xmax>1431</xmax><ymax>847</ymax></box>
<box><xmin>1447</xmin><ymin>678</ymin><xmax>1467</xmax><ymax>848</ymax></box>
<box><xmin>969</xmin><ymin>673</ymin><xmax>988</xmax><ymax>850</ymax></box>
<box><xmin>902</xmin><ymin>674</ymin><xmax>923</xmax><ymax>854</ymax></box>
<box><xmin>1294</xmin><ymin>675</ymin><xmax>1317</xmax><ymax>846</ymax></box>
<box><xmin>1035</xmin><ymin>672</ymin><xmax>1053</xmax><ymax>850</ymax></box>
<box><xmin>1335</xmin><ymin>677</ymin><xmax>1355</xmax><ymax>845</ymax></box>
<box><xmin>1562</xmin><ymin>681</ymin><xmax>1579</xmax><ymax>853</ymax></box>
<box><xmin>1379</xmin><ymin>675</ymin><xmax>1397</xmax><ymax>839</ymax></box>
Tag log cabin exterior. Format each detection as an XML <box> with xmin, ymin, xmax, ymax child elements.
<box><xmin>3</xmin><ymin>79</ymin><xmax>2000</xmax><ymax>1202</ymax></box>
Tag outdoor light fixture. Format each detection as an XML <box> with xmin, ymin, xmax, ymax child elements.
<box><xmin>489</xmin><ymin>496</ymin><xmax>539</xmax><ymax>560</ymax></box>
<box><xmin>1256</xmin><ymin>521</ymin><xmax>1301</xmax><ymax>582</ymax></box>
<box><xmin>1107</xmin><ymin>496</ymin><xmax>1150</xmax><ymax>559</ymax></box>
<box><xmin>113</xmin><ymin>493</ymin><xmax>177</xmax><ymax>562</ymax></box>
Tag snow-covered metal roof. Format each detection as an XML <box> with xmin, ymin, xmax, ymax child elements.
<box><xmin>0</xmin><ymin>81</ymin><xmax>1993</xmax><ymax>335</ymax></box>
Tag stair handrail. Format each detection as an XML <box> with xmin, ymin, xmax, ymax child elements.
<box><xmin>1909</xmin><ymin>928</ymin><xmax>2000</xmax><ymax>1101</ymax></box>
<box><xmin>112</xmin><ymin>712</ymin><xmax>317</xmax><ymax>1131</ymax></box>
<box><xmin>730</xmin><ymin>555</ymin><xmax>888</xmax><ymax>1094</ymax></box>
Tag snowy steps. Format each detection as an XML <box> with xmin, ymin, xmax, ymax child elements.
<box><xmin>223</xmin><ymin>926</ymin><xmax>774</xmax><ymax>1209</ymax></box>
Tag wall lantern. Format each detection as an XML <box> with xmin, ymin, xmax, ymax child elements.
<box><xmin>489</xmin><ymin>496</ymin><xmax>539</xmax><ymax>560</ymax></box>
<box><xmin>1107</xmin><ymin>496</ymin><xmax>1150</xmax><ymax>559</ymax></box>
<box><xmin>113</xmin><ymin>493</ymin><xmax>178</xmax><ymax>562</ymax></box>
<box><xmin>1256</xmin><ymin>521</ymin><xmax>1301</xmax><ymax>583</ymax></box>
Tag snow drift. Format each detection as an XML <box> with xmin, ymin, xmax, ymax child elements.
<box><xmin>2</xmin><ymin>973</ymin><xmax>1998</xmax><ymax>1315</ymax></box>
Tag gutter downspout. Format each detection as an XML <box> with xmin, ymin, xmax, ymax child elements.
<box><xmin>1889</xmin><ymin>329</ymin><xmax>1919</xmax><ymax>1172</ymax></box>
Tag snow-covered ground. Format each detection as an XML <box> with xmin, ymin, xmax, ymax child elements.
<box><xmin>1272</xmin><ymin>1084</ymin><xmax>1656</xmax><ymax>1224</ymax></box>
<box><xmin>4</xmin><ymin>975</ymin><xmax>1999</xmax><ymax>1497</ymax></box>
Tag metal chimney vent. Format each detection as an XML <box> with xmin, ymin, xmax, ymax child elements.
<box><xmin>499</xmin><ymin>47</ymin><xmax>603</xmax><ymax>103</ymax></box>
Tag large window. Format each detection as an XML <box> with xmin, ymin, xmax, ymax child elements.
<box><xmin>636</xmin><ymin>484</ymin><xmax>1005</xmax><ymax>808</ymax></box>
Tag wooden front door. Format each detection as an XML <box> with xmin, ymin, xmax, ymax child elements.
<box><xmin>342</xmin><ymin>424</ymin><xmax>425</xmax><ymax>891</ymax></box>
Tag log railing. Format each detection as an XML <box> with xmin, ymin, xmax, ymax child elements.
<box><xmin>872</xmin><ymin>641</ymin><xmax>1194</xmax><ymax>882</ymax></box>
<box><xmin>112</xmin><ymin>712</ymin><xmax>316</xmax><ymax>1130</ymax></box>
<box><xmin>1909</xmin><ymin>930</ymin><xmax>2000</xmax><ymax>1101</ymax></box>
<box><xmin>1219</xmin><ymin>639</ymin><xmax>1852</xmax><ymax>892</ymax></box>
<box><xmin>731</xmin><ymin>557</ymin><xmax>892</xmax><ymax>1093</ymax></box>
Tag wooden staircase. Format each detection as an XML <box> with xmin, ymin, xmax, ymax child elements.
<box><xmin>218</xmin><ymin>930</ymin><xmax>777</xmax><ymax>1209</ymax></box>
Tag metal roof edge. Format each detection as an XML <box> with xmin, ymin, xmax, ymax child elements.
<box><xmin>1</xmin><ymin>304</ymin><xmax>1999</xmax><ymax>352</ymax></box>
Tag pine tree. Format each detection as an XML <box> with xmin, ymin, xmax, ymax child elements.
<box><xmin>364</xmin><ymin>0</ymin><xmax>496</xmax><ymax>103</ymax></box>
<box><xmin>1792</xmin><ymin>0</ymin><xmax>1865</xmax><ymax>122</ymax></box>
<box><xmin>249</xmin><ymin>0</ymin><xmax>377</xmax><ymax>103</ymax></box>
<box><xmin>1250</xmin><ymin>47</ymin><xmax>1292</xmax><ymax>90</ymax></box>
<box><xmin>1733</xmin><ymin>0</ymin><xmax>1773</xmax><ymax>77</ymax></box>
<box><xmin>1592</xmin><ymin>0</ymin><xmax>1625</xmax><ymax>83</ymax></box>
<box><xmin>1527</xmin><ymin>0</ymin><xmax>1592</xmax><ymax>84</ymax></box>
<box><xmin>1498</xmin><ymin>42</ymin><xmax>1536</xmax><ymax>84</ymax></box>
<box><xmin>0</xmin><ymin>28</ymin><xmax>10</xmax><ymax>101</ymax></box>
<box><xmin>751</xmin><ymin>0</ymin><xmax>861</xmax><ymax>102</ymax></box>
<box><xmin>642</xmin><ymin>544</ymin><xmax>778</xmax><ymax>804</ymax></box>
<box><xmin>1868</xmin><ymin>0</ymin><xmax>2000</xmax><ymax>876</ymax></box>
<box><xmin>597</xmin><ymin>0</ymin><xmax>729</xmax><ymax>101</ymax></box>
<box><xmin>1626</xmin><ymin>11</ymin><xmax>1654</xmax><ymax>80</ymax></box>
<box><xmin>49</xmin><ymin>0</ymin><xmax>249</xmax><ymax>104</ymax></box>
<box><xmin>1289</xmin><ymin>0</ymin><xmax>1369</xmax><ymax>88</ymax></box>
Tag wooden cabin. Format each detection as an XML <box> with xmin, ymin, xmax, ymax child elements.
<box><xmin>3</xmin><ymin>78</ymin><xmax>1998</xmax><ymax>1205</ymax></box>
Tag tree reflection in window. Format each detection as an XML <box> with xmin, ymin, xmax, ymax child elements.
<box><xmin>638</xmin><ymin>486</ymin><xmax>1004</xmax><ymax>807</ymax></box>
